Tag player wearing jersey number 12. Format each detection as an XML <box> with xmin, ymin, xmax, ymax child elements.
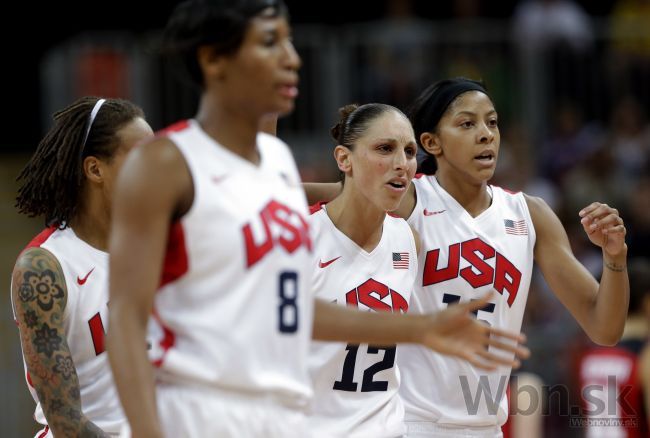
<box><xmin>106</xmin><ymin>3</ymin><xmax>529</xmax><ymax>437</ymax></box>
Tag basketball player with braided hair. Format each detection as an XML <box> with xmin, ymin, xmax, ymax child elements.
<box><xmin>11</xmin><ymin>96</ymin><xmax>153</xmax><ymax>437</ymax></box>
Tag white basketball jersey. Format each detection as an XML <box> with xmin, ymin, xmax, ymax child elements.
<box><xmin>148</xmin><ymin>120</ymin><xmax>313</xmax><ymax>407</ymax></box>
<box><xmin>308</xmin><ymin>206</ymin><xmax>418</xmax><ymax>438</ymax></box>
<box><xmin>398</xmin><ymin>175</ymin><xmax>535</xmax><ymax>428</ymax></box>
<box><xmin>13</xmin><ymin>226</ymin><xmax>124</xmax><ymax>434</ymax></box>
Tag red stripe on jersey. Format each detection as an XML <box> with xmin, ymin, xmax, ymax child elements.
<box><xmin>309</xmin><ymin>201</ymin><xmax>328</xmax><ymax>215</ymax></box>
<box><xmin>15</xmin><ymin>227</ymin><xmax>57</xmax><ymax>278</ymax></box>
<box><xmin>24</xmin><ymin>227</ymin><xmax>57</xmax><ymax>251</ymax></box>
<box><xmin>151</xmin><ymin>308</ymin><xmax>176</xmax><ymax>368</ymax></box>
<box><xmin>36</xmin><ymin>426</ymin><xmax>49</xmax><ymax>438</ymax></box>
<box><xmin>156</xmin><ymin>120</ymin><xmax>190</xmax><ymax>137</ymax></box>
<box><xmin>26</xmin><ymin>370</ymin><xmax>33</xmax><ymax>387</ymax></box>
<box><xmin>160</xmin><ymin>221</ymin><xmax>189</xmax><ymax>288</ymax></box>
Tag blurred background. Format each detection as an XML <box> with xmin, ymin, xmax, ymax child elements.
<box><xmin>1</xmin><ymin>0</ymin><xmax>649</xmax><ymax>436</ymax></box>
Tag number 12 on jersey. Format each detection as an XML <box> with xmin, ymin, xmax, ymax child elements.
<box><xmin>333</xmin><ymin>344</ymin><xmax>396</xmax><ymax>392</ymax></box>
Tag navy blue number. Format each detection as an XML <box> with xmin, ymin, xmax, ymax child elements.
<box><xmin>333</xmin><ymin>344</ymin><xmax>359</xmax><ymax>391</ymax></box>
<box><xmin>278</xmin><ymin>271</ymin><xmax>298</xmax><ymax>333</ymax></box>
<box><xmin>442</xmin><ymin>293</ymin><xmax>495</xmax><ymax>325</ymax></box>
<box><xmin>333</xmin><ymin>344</ymin><xmax>396</xmax><ymax>392</ymax></box>
<box><xmin>362</xmin><ymin>346</ymin><xmax>396</xmax><ymax>391</ymax></box>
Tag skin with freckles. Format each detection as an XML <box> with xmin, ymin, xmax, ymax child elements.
<box><xmin>303</xmin><ymin>77</ymin><xmax>629</xmax><ymax>433</ymax></box>
<box><xmin>308</xmin><ymin>103</ymin><xmax>529</xmax><ymax>436</ymax></box>
<box><xmin>108</xmin><ymin>8</ymin><xmax>531</xmax><ymax>434</ymax></box>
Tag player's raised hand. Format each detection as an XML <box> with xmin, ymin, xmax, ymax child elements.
<box><xmin>579</xmin><ymin>202</ymin><xmax>627</xmax><ymax>257</ymax></box>
<box><xmin>419</xmin><ymin>292</ymin><xmax>530</xmax><ymax>370</ymax></box>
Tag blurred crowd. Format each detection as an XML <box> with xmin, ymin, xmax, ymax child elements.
<box><xmin>4</xmin><ymin>0</ymin><xmax>649</xmax><ymax>436</ymax></box>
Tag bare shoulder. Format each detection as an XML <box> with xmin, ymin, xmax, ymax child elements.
<box><xmin>523</xmin><ymin>193</ymin><xmax>562</xmax><ymax>233</ymax></box>
<box><xmin>118</xmin><ymin>136</ymin><xmax>193</xmax><ymax>213</ymax></box>
<box><xmin>13</xmin><ymin>246</ymin><xmax>65</xmax><ymax>289</ymax></box>
<box><xmin>124</xmin><ymin>136</ymin><xmax>188</xmax><ymax>178</ymax></box>
<box><xmin>14</xmin><ymin>246</ymin><xmax>60</xmax><ymax>271</ymax></box>
<box><xmin>523</xmin><ymin>193</ymin><xmax>552</xmax><ymax>217</ymax></box>
<box><xmin>523</xmin><ymin>193</ymin><xmax>575</xmax><ymax>272</ymax></box>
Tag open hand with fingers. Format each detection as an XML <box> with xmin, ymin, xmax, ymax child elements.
<box><xmin>579</xmin><ymin>202</ymin><xmax>627</xmax><ymax>257</ymax></box>
<box><xmin>418</xmin><ymin>292</ymin><xmax>530</xmax><ymax>370</ymax></box>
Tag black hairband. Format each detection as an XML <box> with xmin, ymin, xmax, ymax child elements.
<box><xmin>423</xmin><ymin>81</ymin><xmax>487</xmax><ymax>131</ymax></box>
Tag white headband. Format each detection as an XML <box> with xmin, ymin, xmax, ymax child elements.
<box><xmin>81</xmin><ymin>98</ymin><xmax>106</xmax><ymax>151</ymax></box>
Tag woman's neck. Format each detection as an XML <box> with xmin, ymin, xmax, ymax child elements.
<box><xmin>195</xmin><ymin>96</ymin><xmax>261</xmax><ymax>164</ymax></box>
<box><xmin>435</xmin><ymin>171</ymin><xmax>492</xmax><ymax>218</ymax></box>
<box><xmin>68</xmin><ymin>198</ymin><xmax>110</xmax><ymax>252</ymax></box>
<box><xmin>326</xmin><ymin>188</ymin><xmax>386</xmax><ymax>252</ymax></box>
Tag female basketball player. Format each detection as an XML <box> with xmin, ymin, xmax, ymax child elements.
<box><xmin>307</xmin><ymin>102</ymin><xmax>420</xmax><ymax>437</ymax></box>
<box><xmin>304</xmin><ymin>77</ymin><xmax>629</xmax><ymax>437</ymax></box>
<box><xmin>11</xmin><ymin>97</ymin><xmax>153</xmax><ymax>437</ymax></box>
<box><xmin>106</xmin><ymin>3</ymin><xmax>528</xmax><ymax>436</ymax></box>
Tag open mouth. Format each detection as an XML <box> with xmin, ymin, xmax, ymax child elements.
<box><xmin>387</xmin><ymin>178</ymin><xmax>407</xmax><ymax>190</ymax></box>
<box><xmin>475</xmin><ymin>151</ymin><xmax>495</xmax><ymax>161</ymax></box>
<box><xmin>278</xmin><ymin>84</ymin><xmax>299</xmax><ymax>98</ymax></box>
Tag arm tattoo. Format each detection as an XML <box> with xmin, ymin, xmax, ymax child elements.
<box><xmin>24</xmin><ymin>309</ymin><xmax>39</xmax><ymax>328</ymax></box>
<box><xmin>53</xmin><ymin>355</ymin><xmax>75</xmax><ymax>380</ymax></box>
<box><xmin>605</xmin><ymin>261</ymin><xmax>626</xmax><ymax>272</ymax></box>
<box><xmin>19</xmin><ymin>269</ymin><xmax>65</xmax><ymax>311</ymax></box>
<box><xmin>34</xmin><ymin>322</ymin><xmax>63</xmax><ymax>358</ymax></box>
<box><xmin>12</xmin><ymin>248</ymin><xmax>110</xmax><ymax>437</ymax></box>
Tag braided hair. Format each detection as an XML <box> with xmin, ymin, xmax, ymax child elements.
<box><xmin>15</xmin><ymin>96</ymin><xmax>145</xmax><ymax>228</ymax></box>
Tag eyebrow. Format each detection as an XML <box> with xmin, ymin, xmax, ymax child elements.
<box><xmin>259</xmin><ymin>19</ymin><xmax>290</xmax><ymax>38</ymax></box>
<box><xmin>373</xmin><ymin>138</ymin><xmax>417</xmax><ymax>146</ymax></box>
<box><xmin>453</xmin><ymin>109</ymin><xmax>498</xmax><ymax>117</ymax></box>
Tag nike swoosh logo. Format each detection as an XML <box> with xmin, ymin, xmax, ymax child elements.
<box><xmin>318</xmin><ymin>256</ymin><xmax>341</xmax><ymax>268</ymax></box>
<box><xmin>423</xmin><ymin>209</ymin><xmax>446</xmax><ymax>216</ymax></box>
<box><xmin>77</xmin><ymin>267</ymin><xmax>95</xmax><ymax>285</ymax></box>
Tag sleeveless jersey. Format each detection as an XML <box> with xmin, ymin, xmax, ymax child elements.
<box><xmin>577</xmin><ymin>339</ymin><xmax>649</xmax><ymax>438</ymax></box>
<box><xmin>307</xmin><ymin>206</ymin><xmax>418</xmax><ymax>437</ymax></box>
<box><xmin>147</xmin><ymin>120</ymin><xmax>314</xmax><ymax>408</ymax></box>
<box><xmin>12</xmin><ymin>226</ymin><xmax>124</xmax><ymax>434</ymax></box>
<box><xmin>398</xmin><ymin>175</ymin><xmax>536</xmax><ymax>428</ymax></box>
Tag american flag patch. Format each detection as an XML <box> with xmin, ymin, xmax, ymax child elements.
<box><xmin>504</xmin><ymin>219</ymin><xmax>528</xmax><ymax>235</ymax></box>
<box><xmin>392</xmin><ymin>252</ymin><xmax>409</xmax><ymax>269</ymax></box>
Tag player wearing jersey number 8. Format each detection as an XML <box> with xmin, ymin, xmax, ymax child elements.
<box><xmin>106</xmin><ymin>3</ymin><xmax>529</xmax><ymax>437</ymax></box>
